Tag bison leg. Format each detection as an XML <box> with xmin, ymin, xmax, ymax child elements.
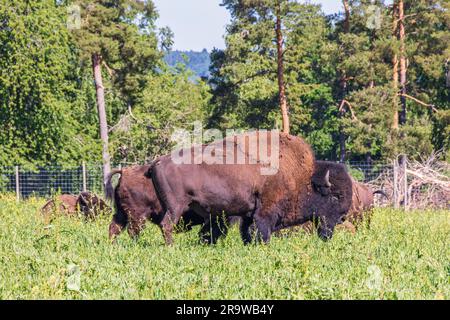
<box><xmin>159</xmin><ymin>211</ymin><xmax>177</xmax><ymax>245</ymax></box>
<box><xmin>199</xmin><ymin>215</ymin><xmax>229</xmax><ymax>245</ymax></box>
<box><xmin>127</xmin><ymin>216</ymin><xmax>146</xmax><ymax>239</ymax></box>
<box><xmin>239</xmin><ymin>216</ymin><xmax>254</xmax><ymax>245</ymax></box>
<box><xmin>108</xmin><ymin>209</ymin><xmax>128</xmax><ymax>242</ymax></box>
<box><xmin>253</xmin><ymin>214</ymin><xmax>273</xmax><ymax>244</ymax></box>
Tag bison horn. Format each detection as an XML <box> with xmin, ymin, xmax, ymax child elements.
<box><xmin>324</xmin><ymin>170</ymin><xmax>331</xmax><ymax>187</ymax></box>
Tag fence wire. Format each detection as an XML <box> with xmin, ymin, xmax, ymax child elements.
<box><xmin>0</xmin><ymin>162</ymin><xmax>394</xmax><ymax>198</ymax></box>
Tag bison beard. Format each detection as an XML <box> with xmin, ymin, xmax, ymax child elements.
<box><xmin>148</xmin><ymin>132</ymin><xmax>349</xmax><ymax>245</ymax></box>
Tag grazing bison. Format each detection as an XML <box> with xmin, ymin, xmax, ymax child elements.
<box><xmin>346</xmin><ymin>179</ymin><xmax>387</xmax><ymax>227</ymax></box>
<box><xmin>41</xmin><ymin>192</ymin><xmax>110</xmax><ymax>220</ymax></box>
<box><xmin>312</xmin><ymin>160</ymin><xmax>387</xmax><ymax>230</ymax></box>
<box><xmin>149</xmin><ymin>131</ymin><xmax>351</xmax><ymax>244</ymax></box>
<box><xmin>105</xmin><ymin>165</ymin><xmax>222</xmax><ymax>242</ymax></box>
<box><xmin>41</xmin><ymin>194</ymin><xmax>79</xmax><ymax>217</ymax></box>
<box><xmin>77</xmin><ymin>191</ymin><xmax>111</xmax><ymax>218</ymax></box>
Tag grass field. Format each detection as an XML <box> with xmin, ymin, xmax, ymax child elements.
<box><xmin>0</xmin><ymin>194</ymin><xmax>448</xmax><ymax>300</ymax></box>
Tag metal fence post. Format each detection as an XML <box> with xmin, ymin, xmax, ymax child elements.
<box><xmin>15</xmin><ymin>166</ymin><xmax>20</xmax><ymax>202</ymax></box>
<box><xmin>82</xmin><ymin>161</ymin><xmax>87</xmax><ymax>192</ymax></box>
<box><xmin>403</xmin><ymin>156</ymin><xmax>408</xmax><ymax>211</ymax></box>
<box><xmin>393</xmin><ymin>160</ymin><xmax>398</xmax><ymax>208</ymax></box>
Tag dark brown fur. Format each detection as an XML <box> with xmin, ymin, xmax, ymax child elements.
<box><xmin>312</xmin><ymin>161</ymin><xmax>387</xmax><ymax>231</ymax></box>
<box><xmin>77</xmin><ymin>191</ymin><xmax>111</xmax><ymax>218</ymax></box>
<box><xmin>105</xmin><ymin>165</ymin><xmax>208</xmax><ymax>241</ymax></box>
<box><xmin>149</xmin><ymin>132</ymin><xmax>348</xmax><ymax>244</ymax></box>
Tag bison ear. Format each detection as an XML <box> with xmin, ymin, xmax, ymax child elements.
<box><xmin>324</xmin><ymin>170</ymin><xmax>331</xmax><ymax>187</ymax></box>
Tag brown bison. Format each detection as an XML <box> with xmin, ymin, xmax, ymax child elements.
<box><xmin>347</xmin><ymin>178</ymin><xmax>387</xmax><ymax>227</ymax></box>
<box><xmin>41</xmin><ymin>194</ymin><xmax>79</xmax><ymax>217</ymax></box>
<box><xmin>312</xmin><ymin>161</ymin><xmax>387</xmax><ymax>230</ymax></box>
<box><xmin>77</xmin><ymin>191</ymin><xmax>111</xmax><ymax>218</ymax></box>
<box><xmin>149</xmin><ymin>131</ymin><xmax>351</xmax><ymax>244</ymax></box>
<box><xmin>105</xmin><ymin>165</ymin><xmax>231</xmax><ymax>242</ymax></box>
<box><xmin>41</xmin><ymin>192</ymin><xmax>110</xmax><ymax>220</ymax></box>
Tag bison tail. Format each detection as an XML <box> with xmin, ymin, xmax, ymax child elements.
<box><xmin>373</xmin><ymin>190</ymin><xmax>388</xmax><ymax>199</ymax></box>
<box><xmin>145</xmin><ymin>158</ymin><xmax>160</xmax><ymax>178</ymax></box>
<box><xmin>105</xmin><ymin>169</ymin><xmax>123</xmax><ymax>201</ymax></box>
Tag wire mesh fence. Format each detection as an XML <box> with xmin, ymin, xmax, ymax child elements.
<box><xmin>1</xmin><ymin>159</ymin><xmax>448</xmax><ymax>209</ymax></box>
<box><xmin>341</xmin><ymin>162</ymin><xmax>394</xmax><ymax>183</ymax></box>
<box><xmin>0</xmin><ymin>164</ymin><xmax>103</xmax><ymax>198</ymax></box>
<box><xmin>0</xmin><ymin>161</ymin><xmax>394</xmax><ymax>198</ymax></box>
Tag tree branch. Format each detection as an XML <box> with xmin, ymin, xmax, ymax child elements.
<box><xmin>397</xmin><ymin>93</ymin><xmax>438</xmax><ymax>112</ymax></box>
<box><xmin>339</xmin><ymin>99</ymin><xmax>358</xmax><ymax>120</ymax></box>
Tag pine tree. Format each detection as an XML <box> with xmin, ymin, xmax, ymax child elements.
<box><xmin>68</xmin><ymin>0</ymin><xmax>160</xmax><ymax>187</ymax></box>
<box><xmin>209</xmin><ymin>1</ymin><xmax>335</xmax><ymax>156</ymax></box>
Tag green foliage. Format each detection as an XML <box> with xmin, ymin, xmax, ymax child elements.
<box><xmin>0</xmin><ymin>0</ymin><xmax>98</xmax><ymax>166</ymax></box>
<box><xmin>110</xmin><ymin>64</ymin><xmax>211</xmax><ymax>163</ymax></box>
<box><xmin>209</xmin><ymin>1</ymin><xmax>339</xmax><ymax>158</ymax></box>
<box><xmin>211</xmin><ymin>0</ymin><xmax>449</xmax><ymax>161</ymax></box>
<box><xmin>0</xmin><ymin>196</ymin><xmax>448</xmax><ymax>299</ymax></box>
<box><xmin>333</xmin><ymin>0</ymin><xmax>449</xmax><ymax>160</ymax></box>
<box><xmin>0</xmin><ymin>0</ymin><xmax>448</xmax><ymax>166</ymax></box>
<box><xmin>68</xmin><ymin>0</ymin><xmax>162</xmax><ymax>107</ymax></box>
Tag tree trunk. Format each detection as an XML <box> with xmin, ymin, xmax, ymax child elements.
<box><xmin>398</xmin><ymin>0</ymin><xmax>407</xmax><ymax>125</ymax></box>
<box><xmin>338</xmin><ymin>0</ymin><xmax>351</xmax><ymax>162</ymax></box>
<box><xmin>343</xmin><ymin>0</ymin><xmax>350</xmax><ymax>33</ymax></box>
<box><xmin>92</xmin><ymin>53</ymin><xmax>111</xmax><ymax>190</ymax></box>
<box><xmin>392</xmin><ymin>3</ymin><xmax>399</xmax><ymax>130</ymax></box>
<box><xmin>276</xmin><ymin>1</ymin><xmax>289</xmax><ymax>135</ymax></box>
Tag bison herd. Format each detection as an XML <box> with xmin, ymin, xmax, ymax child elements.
<box><xmin>42</xmin><ymin>131</ymin><xmax>386</xmax><ymax>245</ymax></box>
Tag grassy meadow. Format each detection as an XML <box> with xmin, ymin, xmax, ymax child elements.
<box><xmin>0</xmin><ymin>194</ymin><xmax>448</xmax><ymax>300</ymax></box>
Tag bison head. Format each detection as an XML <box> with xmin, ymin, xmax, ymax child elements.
<box><xmin>308</xmin><ymin>161</ymin><xmax>353</xmax><ymax>241</ymax></box>
<box><xmin>315</xmin><ymin>196</ymin><xmax>347</xmax><ymax>241</ymax></box>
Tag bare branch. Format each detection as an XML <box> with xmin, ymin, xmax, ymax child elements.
<box><xmin>398</xmin><ymin>93</ymin><xmax>438</xmax><ymax>112</ymax></box>
<box><xmin>339</xmin><ymin>99</ymin><xmax>358</xmax><ymax>120</ymax></box>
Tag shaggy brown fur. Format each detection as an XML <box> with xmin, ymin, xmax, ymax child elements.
<box><xmin>41</xmin><ymin>192</ymin><xmax>109</xmax><ymax>221</ymax></box>
<box><xmin>346</xmin><ymin>179</ymin><xmax>387</xmax><ymax>227</ymax></box>
<box><xmin>41</xmin><ymin>194</ymin><xmax>79</xmax><ymax>217</ymax></box>
<box><xmin>149</xmin><ymin>132</ymin><xmax>349</xmax><ymax>244</ymax></box>
<box><xmin>312</xmin><ymin>161</ymin><xmax>387</xmax><ymax>231</ymax></box>
<box><xmin>77</xmin><ymin>191</ymin><xmax>111</xmax><ymax>218</ymax></box>
<box><xmin>105</xmin><ymin>165</ymin><xmax>207</xmax><ymax>241</ymax></box>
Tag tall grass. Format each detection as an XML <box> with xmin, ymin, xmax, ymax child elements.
<box><xmin>0</xmin><ymin>194</ymin><xmax>448</xmax><ymax>299</ymax></box>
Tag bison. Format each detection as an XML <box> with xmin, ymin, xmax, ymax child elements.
<box><xmin>346</xmin><ymin>178</ymin><xmax>387</xmax><ymax>227</ymax></box>
<box><xmin>77</xmin><ymin>191</ymin><xmax>111</xmax><ymax>218</ymax></box>
<box><xmin>41</xmin><ymin>192</ymin><xmax>110</xmax><ymax>220</ymax></box>
<box><xmin>105</xmin><ymin>165</ymin><xmax>237</xmax><ymax>242</ymax></box>
<box><xmin>41</xmin><ymin>194</ymin><xmax>79</xmax><ymax>217</ymax></box>
<box><xmin>149</xmin><ymin>131</ymin><xmax>351</xmax><ymax>244</ymax></box>
<box><xmin>312</xmin><ymin>160</ymin><xmax>387</xmax><ymax>230</ymax></box>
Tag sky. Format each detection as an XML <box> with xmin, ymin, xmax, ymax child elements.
<box><xmin>153</xmin><ymin>0</ymin><xmax>343</xmax><ymax>51</ymax></box>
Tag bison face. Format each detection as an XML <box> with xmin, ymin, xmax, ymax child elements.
<box><xmin>317</xmin><ymin>213</ymin><xmax>346</xmax><ymax>241</ymax></box>
<box><xmin>315</xmin><ymin>196</ymin><xmax>347</xmax><ymax>241</ymax></box>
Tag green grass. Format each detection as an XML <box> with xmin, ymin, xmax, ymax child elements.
<box><xmin>0</xmin><ymin>194</ymin><xmax>448</xmax><ymax>300</ymax></box>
